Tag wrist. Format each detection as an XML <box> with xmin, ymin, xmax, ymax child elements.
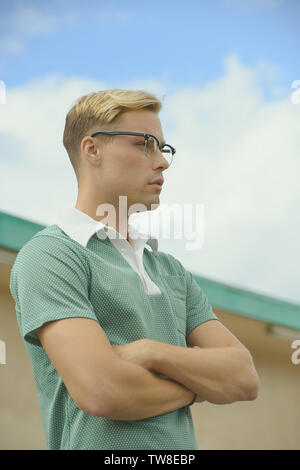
<box><xmin>143</xmin><ymin>339</ymin><xmax>159</xmax><ymax>370</ymax></box>
<box><xmin>146</xmin><ymin>339</ymin><xmax>168</xmax><ymax>371</ymax></box>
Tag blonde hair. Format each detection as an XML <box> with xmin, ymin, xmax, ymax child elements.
<box><xmin>62</xmin><ymin>89</ymin><xmax>164</xmax><ymax>185</ymax></box>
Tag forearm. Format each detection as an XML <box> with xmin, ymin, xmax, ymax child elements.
<box><xmin>101</xmin><ymin>358</ymin><xmax>195</xmax><ymax>421</ymax></box>
<box><xmin>148</xmin><ymin>342</ymin><xmax>259</xmax><ymax>405</ymax></box>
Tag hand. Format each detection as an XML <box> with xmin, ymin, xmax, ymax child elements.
<box><xmin>111</xmin><ymin>338</ymin><xmax>153</xmax><ymax>369</ymax></box>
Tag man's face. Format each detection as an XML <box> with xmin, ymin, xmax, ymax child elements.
<box><xmin>82</xmin><ymin>109</ymin><xmax>170</xmax><ymax>212</ymax></box>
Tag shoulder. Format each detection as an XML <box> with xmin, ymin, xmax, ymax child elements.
<box><xmin>11</xmin><ymin>224</ymin><xmax>89</xmax><ymax>278</ymax></box>
<box><xmin>15</xmin><ymin>224</ymin><xmax>82</xmax><ymax>255</ymax></box>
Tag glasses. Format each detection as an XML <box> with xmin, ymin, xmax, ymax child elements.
<box><xmin>89</xmin><ymin>131</ymin><xmax>176</xmax><ymax>166</ymax></box>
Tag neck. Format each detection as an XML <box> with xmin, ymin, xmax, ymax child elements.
<box><xmin>75</xmin><ymin>200</ymin><xmax>129</xmax><ymax>240</ymax></box>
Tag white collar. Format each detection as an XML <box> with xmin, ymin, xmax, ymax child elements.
<box><xmin>55</xmin><ymin>207</ymin><xmax>158</xmax><ymax>256</ymax></box>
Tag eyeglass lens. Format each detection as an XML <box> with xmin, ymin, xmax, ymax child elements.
<box><xmin>145</xmin><ymin>136</ymin><xmax>173</xmax><ymax>165</ymax></box>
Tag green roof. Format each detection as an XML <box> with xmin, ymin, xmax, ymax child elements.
<box><xmin>1</xmin><ymin>210</ymin><xmax>299</xmax><ymax>330</ymax></box>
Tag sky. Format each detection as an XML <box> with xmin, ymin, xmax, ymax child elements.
<box><xmin>0</xmin><ymin>0</ymin><xmax>299</xmax><ymax>306</ymax></box>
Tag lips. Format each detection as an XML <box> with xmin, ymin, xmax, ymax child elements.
<box><xmin>149</xmin><ymin>178</ymin><xmax>164</xmax><ymax>186</ymax></box>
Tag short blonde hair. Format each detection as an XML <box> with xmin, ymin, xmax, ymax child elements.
<box><xmin>62</xmin><ymin>89</ymin><xmax>164</xmax><ymax>185</ymax></box>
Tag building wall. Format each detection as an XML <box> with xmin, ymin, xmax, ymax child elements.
<box><xmin>0</xmin><ymin>271</ymin><xmax>299</xmax><ymax>450</ymax></box>
<box><xmin>191</xmin><ymin>309</ymin><xmax>300</xmax><ymax>450</ymax></box>
<box><xmin>0</xmin><ymin>284</ymin><xmax>47</xmax><ymax>450</ymax></box>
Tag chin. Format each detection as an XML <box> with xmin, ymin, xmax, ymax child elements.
<box><xmin>133</xmin><ymin>193</ymin><xmax>160</xmax><ymax>212</ymax></box>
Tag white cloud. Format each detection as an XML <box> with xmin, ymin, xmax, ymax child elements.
<box><xmin>0</xmin><ymin>3</ymin><xmax>135</xmax><ymax>58</ymax></box>
<box><xmin>0</xmin><ymin>36</ymin><xmax>24</xmax><ymax>55</ymax></box>
<box><xmin>0</xmin><ymin>55</ymin><xmax>299</xmax><ymax>306</ymax></box>
<box><xmin>12</xmin><ymin>6</ymin><xmax>69</xmax><ymax>35</ymax></box>
<box><xmin>0</xmin><ymin>4</ymin><xmax>76</xmax><ymax>57</ymax></box>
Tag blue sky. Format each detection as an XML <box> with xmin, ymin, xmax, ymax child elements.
<box><xmin>1</xmin><ymin>0</ymin><xmax>299</xmax><ymax>96</ymax></box>
<box><xmin>0</xmin><ymin>0</ymin><xmax>299</xmax><ymax>306</ymax></box>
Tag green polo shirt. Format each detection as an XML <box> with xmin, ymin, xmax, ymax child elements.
<box><xmin>9</xmin><ymin>224</ymin><xmax>219</xmax><ymax>450</ymax></box>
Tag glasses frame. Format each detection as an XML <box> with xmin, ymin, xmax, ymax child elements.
<box><xmin>89</xmin><ymin>131</ymin><xmax>176</xmax><ymax>165</ymax></box>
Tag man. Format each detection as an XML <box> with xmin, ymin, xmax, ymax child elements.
<box><xmin>10</xmin><ymin>89</ymin><xmax>259</xmax><ymax>450</ymax></box>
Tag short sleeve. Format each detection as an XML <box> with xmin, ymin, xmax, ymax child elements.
<box><xmin>9</xmin><ymin>235</ymin><xmax>98</xmax><ymax>345</ymax></box>
<box><xmin>184</xmin><ymin>269</ymin><xmax>220</xmax><ymax>337</ymax></box>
